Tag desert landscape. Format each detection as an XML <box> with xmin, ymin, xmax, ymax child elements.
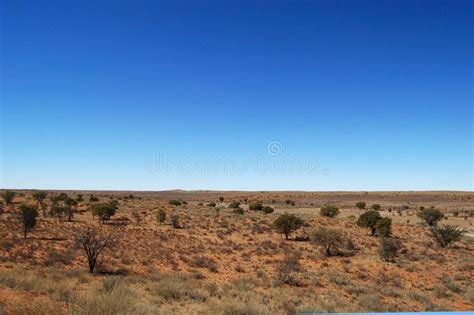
<box><xmin>0</xmin><ymin>189</ymin><xmax>473</xmax><ymax>314</ymax></box>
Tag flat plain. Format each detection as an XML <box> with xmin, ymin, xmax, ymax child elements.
<box><xmin>0</xmin><ymin>190</ymin><xmax>473</xmax><ymax>314</ymax></box>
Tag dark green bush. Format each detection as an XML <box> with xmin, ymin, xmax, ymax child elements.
<box><xmin>357</xmin><ymin>210</ymin><xmax>381</xmax><ymax>236</ymax></box>
<box><xmin>169</xmin><ymin>200</ymin><xmax>182</xmax><ymax>206</ymax></box>
<box><xmin>356</xmin><ymin>201</ymin><xmax>366</xmax><ymax>209</ymax></box>
<box><xmin>18</xmin><ymin>204</ymin><xmax>39</xmax><ymax>239</ymax></box>
<box><xmin>272</xmin><ymin>213</ymin><xmax>304</xmax><ymax>240</ymax></box>
<box><xmin>375</xmin><ymin>217</ymin><xmax>392</xmax><ymax>237</ymax></box>
<box><xmin>262</xmin><ymin>206</ymin><xmax>274</xmax><ymax>214</ymax></box>
<box><xmin>417</xmin><ymin>208</ymin><xmax>444</xmax><ymax>226</ymax></box>
<box><xmin>371</xmin><ymin>204</ymin><xmax>381</xmax><ymax>211</ymax></box>
<box><xmin>249</xmin><ymin>202</ymin><xmax>263</xmax><ymax>211</ymax></box>
<box><xmin>320</xmin><ymin>205</ymin><xmax>340</xmax><ymax>218</ymax></box>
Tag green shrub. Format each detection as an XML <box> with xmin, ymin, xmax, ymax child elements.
<box><xmin>320</xmin><ymin>205</ymin><xmax>340</xmax><ymax>218</ymax></box>
<box><xmin>233</xmin><ymin>208</ymin><xmax>244</xmax><ymax>215</ymax></box>
<box><xmin>378</xmin><ymin>237</ymin><xmax>401</xmax><ymax>262</ymax></box>
<box><xmin>171</xmin><ymin>215</ymin><xmax>181</xmax><ymax>229</ymax></box>
<box><xmin>417</xmin><ymin>208</ymin><xmax>444</xmax><ymax>226</ymax></box>
<box><xmin>430</xmin><ymin>225</ymin><xmax>466</xmax><ymax>247</ymax></box>
<box><xmin>375</xmin><ymin>217</ymin><xmax>392</xmax><ymax>237</ymax></box>
<box><xmin>272</xmin><ymin>213</ymin><xmax>304</xmax><ymax>240</ymax></box>
<box><xmin>207</xmin><ymin>202</ymin><xmax>216</xmax><ymax>208</ymax></box>
<box><xmin>169</xmin><ymin>200</ymin><xmax>182</xmax><ymax>206</ymax></box>
<box><xmin>249</xmin><ymin>202</ymin><xmax>263</xmax><ymax>211</ymax></box>
<box><xmin>357</xmin><ymin>210</ymin><xmax>381</xmax><ymax>236</ymax></box>
<box><xmin>156</xmin><ymin>209</ymin><xmax>166</xmax><ymax>224</ymax></box>
<box><xmin>356</xmin><ymin>201</ymin><xmax>366</xmax><ymax>209</ymax></box>
<box><xmin>18</xmin><ymin>204</ymin><xmax>39</xmax><ymax>239</ymax></box>
<box><xmin>228</xmin><ymin>201</ymin><xmax>241</xmax><ymax>209</ymax></box>
<box><xmin>262</xmin><ymin>206</ymin><xmax>274</xmax><ymax>214</ymax></box>
<box><xmin>371</xmin><ymin>204</ymin><xmax>381</xmax><ymax>210</ymax></box>
<box><xmin>91</xmin><ymin>202</ymin><xmax>118</xmax><ymax>224</ymax></box>
<box><xmin>312</xmin><ymin>227</ymin><xmax>344</xmax><ymax>256</ymax></box>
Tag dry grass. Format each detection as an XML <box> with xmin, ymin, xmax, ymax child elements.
<box><xmin>0</xmin><ymin>190</ymin><xmax>473</xmax><ymax>313</ymax></box>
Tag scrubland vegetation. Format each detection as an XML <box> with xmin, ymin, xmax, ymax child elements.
<box><xmin>0</xmin><ymin>190</ymin><xmax>473</xmax><ymax>314</ymax></box>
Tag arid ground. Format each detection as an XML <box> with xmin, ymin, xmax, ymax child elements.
<box><xmin>0</xmin><ymin>190</ymin><xmax>473</xmax><ymax>314</ymax></box>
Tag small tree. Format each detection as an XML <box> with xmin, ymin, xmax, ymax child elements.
<box><xmin>218</xmin><ymin>197</ymin><xmax>224</xmax><ymax>202</ymax></box>
<box><xmin>375</xmin><ymin>217</ymin><xmax>392</xmax><ymax>237</ymax></box>
<box><xmin>92</xmin><ymin>202</ymin><xmax>118</xmax><ymax>224</ymax></box>
<box><xmin>64</xmin><ymin>197</ymin><xmax>78</xmax><ymax>221</ymax></box>
<box><xmin>73</xmin><ymin>226</ymin><xmax>117</xmax><ymax>274</ymax></box>
<box><xmin>272</xmin><ymin>213</ymin><xmax>304</xmax><ymax>240</ymax></box>
<box><xmin>32</xmin><ymin>191</ymin><xmax>48</xmax><ymax>217</ymax></box>
<box><xmin>319</xmin><ymin>205</ymin><xmax>339</xmax><ymax>218</ymax></box>
<box><xmin>312</xmin><ymin>227</ymin><xmax>344</xmax><ymax>256</ymax></box>
<box><xmin>417</xmin><ymin>208</ymin><xmax>444</xmax><ymax>227</ymax></box>
<box><xmin>356</xmin><ymin>201</ymin><xmax>366</xmax><ymax>209</ymax></box>
<box><xmin>249</xmin><ymin>202</ymin><xmax>263</xmax><ymax>211</ymax></box>
<box><xmin>430</xmin><ymin>225</ymin><xmax>466</xmax><ymax>247</ymax></box>
<box><xmin>371</xmin><ymin>204</ymin><xmax>381</xmax><ymax>211</ymax></box>
<box><xmin>18</xmin><ymin>204</ymin><xmax>39</xmax><ymax>239</ymax></box>
<box><xmin>378</xmin><ymin>237</ymin><xmax>401</xmax><ymax>262</ymax></box>
<box><xmin>2</xmin><ymin>190</ymin><xmax>16</xmax><ymax>212</ymax></box>
<box><xmin>357</xmin><ymin>210</ymin><xmax>381</xmax><ymax>236</ymax></box>
<box><xmin>156</xmin><ymin>209</ymin><xmax>166</xmax><ymax>224</ymax></box>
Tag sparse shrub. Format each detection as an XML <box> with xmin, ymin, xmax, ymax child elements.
<box><xmin>156</xmin><ymin>209</ymin><xmax>166</xmax><ymax>224</ymax></box>
<box><xmin>171</xmin><ymin>214</ymin><xmax>181</xmax><ymax>228</ymax></box>
<box><xmin>419</xmin><ymin>206</ymin><xmax>425</xmax><ymax>210</ymax></box>
<box><xmin>417</xmin><ymin>208</ymin><xmax>444</xmax><ymax>226</ymax></box>
<box><xmin>274</xmin><ymin>253</ymin><xmax>303</xmax><ymax>286</ymax></box>
<box><xmin>50</xmin><ymin>204</ymin><xmax>67</xmax><ymax>220</ymax></box>
<box><xmin>356</xmin><ymin>201</ymin><xmax>366</xmax><ymax>209</ymax></box>
<box><xmin>18</xmin><ymin>204</ymin><xmax>39</xmax><ymax>239</ymax></box>
<box><xmin>262</xmin><ymin>206</ymin><xmax>274</xmax><ymax>214</ymax></box>
<box><xmin>378</xmin><ymin>237</ymin><xmax>401</xmax><ymax>262</ymax></box>
<box><xmin>89</xmin><ymin>194</ymin><xmax>99</xmax><ymax>202</ymax></box>
<box><xmin>430</xmin><ymin>225</ymin><xmax>466</xmax><ymax>247</ymax></box>
<box><xmin>249</xmin><ymin>202</ymin><xmax>263</xmax><ymax>211</ymax></box>
<box><xmin>228</xmin><ymin>201</ymin><xmax>241</xmax><ymax>209</ymax></box>
<box><xmin>233</xmin><ymin>208</ymin><xmax>244</xmax><ymax>215</ymax></box>
<box><xmin>375</xmin><ymin>217</ymin><xmax>392</xmax><ymax>237</ymax></box>
<box><xmin>285</xmin><ymin>199</ymin><xmax>295</xmax><ymax>206</ymax></box>
<box><xmin>319</xmin><ymin>205</ymin><xmax>339</xmax><ymax>218</ymax></box>
<box><xmin>272</xmin><ymin>213</ymin><xmax>304</xmax><ymax>240</ymax></box>
<box><xmin>371</xmin><ymin>204</ymin><xmax>381</xmax><ymax>210</ymax></box>
<box><xmin>312</xmin><ymin>227</ymin><xmax>344</xmax><ymax>256</ymax></box>
<box><xmin>2</xmin><ymin>190</ymin><xmax>16</xmax><ymax>212</ymax></box>
<box><xmin>73</xmin><ymin>226</ymin><xmax>117</xmax><ymax>274</ymax></box>
<box><xmin>357</xmin><ymin>210</ymin><xmax>381</xmax><ymax>236</ymax></box>
<box><xmin>207</xmin><ymin>202</ymin><xmax>216</xmax><ymax>208</ymax></box>
<box><xmin>169</xmin><ymin>200</ymin><xmax>182</xmax><ymax>206</ymax></box>
<box><xmin>218</xmin><ymin>197</ymin><xmax>224</xmax><ymax>202</ymax></box>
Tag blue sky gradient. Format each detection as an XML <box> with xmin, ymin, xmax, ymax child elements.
<box><xmin>1</xmin><ymin>0</ymin><xmax>472</xmax><ymax>191</ymax></box>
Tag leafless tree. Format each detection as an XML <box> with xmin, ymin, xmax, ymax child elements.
<box><xmin>73</xmin><ymin>226</ymin><xmax>118</xmax><ymax>274</ymax></box>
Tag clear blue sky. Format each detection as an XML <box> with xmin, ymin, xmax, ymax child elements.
<box><xmin>1</xmin><ymin>0</ymin><xmax>472</xmax><ymax>191</ymax></box>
